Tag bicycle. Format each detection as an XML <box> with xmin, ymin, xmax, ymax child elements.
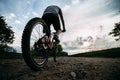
<box><xmin>21</xmin><ymin>17</ymin><xmax>65</xmax><ymax>71</ymax></box>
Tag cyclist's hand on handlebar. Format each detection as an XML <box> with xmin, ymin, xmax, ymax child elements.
<box><xmin>62</xmin><ymin>29</ymin><xmax>66</xmax><ymax>32</ymax></box>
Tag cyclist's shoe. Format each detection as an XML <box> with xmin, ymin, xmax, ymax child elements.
<box><xmin>53</xmin><ymin>34</ymin><xmax>60</xmax><ymax>43</ymax></box>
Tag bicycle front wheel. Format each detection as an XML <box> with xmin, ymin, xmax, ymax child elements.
<box><xmin>22</xmin><ymin>17</ymin><xmax>49</xmax><ymax>71</ymax></box>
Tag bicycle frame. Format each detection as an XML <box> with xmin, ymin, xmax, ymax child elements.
<box><xmin>45</xmin><ymin>32</ymin><xmax>56</xmax><ymax>49</ymax></box>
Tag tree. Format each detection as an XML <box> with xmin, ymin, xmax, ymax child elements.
<box><xmin>109</xmin><ymin>22</ymin><xmax>120</xmax><ymax>41</ymax></box>
<box><xmin>0</xmin><ymin>15</ymin><xmax>14</xmax><ymax>51</ymax></box>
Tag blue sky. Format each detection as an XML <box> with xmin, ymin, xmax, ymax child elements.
<box><xmin>0</xmin><ymin>0</ymin><xmax>120</xmax><ymax>54</ymax></box>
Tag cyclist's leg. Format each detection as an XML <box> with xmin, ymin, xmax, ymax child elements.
<box><xmin>42</xmin><ymin>14</ymin><xmax>51</xmax><ymax>33</ymax></box>
<box><xmin>52</xmin><ymin>15</ymin><xmax>61</xmax><ymax>42</ymax></box>
<box><xmin>52</xmin><ymin>15</ymin><xmax>61</xmax><ymax>35</ymax></box>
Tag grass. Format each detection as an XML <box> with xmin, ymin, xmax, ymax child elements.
<box><xmin>70</xmin><ymin>48</ymin><xmax>120</xmax><ymax>58</ymax></box>
<box><xmin>0</xmin><ymin>52</ymin><xmax>22</xmax><ymax>59</ymax></box>
<box><xmin>0</xmin><ymin>48</ymin><xmax>120</xmax><ymax>59</ymax></box>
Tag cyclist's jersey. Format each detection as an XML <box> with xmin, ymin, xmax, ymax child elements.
<box><xmin>43</xmin><ymin>5</ymin><xmax>61</xmax><ymax>16</ymax></box>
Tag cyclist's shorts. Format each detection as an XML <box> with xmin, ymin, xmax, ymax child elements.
<box><xmin>42</xmin><ymin>13</ymin><xmax>61</xmax><ymax>31</ymax></box>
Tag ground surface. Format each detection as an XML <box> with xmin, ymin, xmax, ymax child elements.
<box><xmin>0</xmin><ymin>57</ymin><xmax>120</xmax><ymax>80</ymax></box>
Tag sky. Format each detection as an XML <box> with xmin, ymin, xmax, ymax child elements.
<box><xmin>0</xmin><ymin>0</ymin><xmax>120</xmax><ymax>54</ymax></box>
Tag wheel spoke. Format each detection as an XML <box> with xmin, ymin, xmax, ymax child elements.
<box><xmin>34</xmin><ymin>25</ymin><xmax>40</xmax><ymax>39</ymax></box>
<box><xmin>32</xmin><ymin>30</ymin><xmax>38</xmax><ymax>39</ymax></box>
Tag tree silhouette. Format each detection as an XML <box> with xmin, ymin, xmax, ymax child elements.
<box><xmin>109</xmin><ymin>22</ymin><xmax>120</xmax><ymax>41</ymax></box>
<box><xmin>0</xmin><ymin>15</ymin><xmax>14</xmax><ymax>51</ymax></box>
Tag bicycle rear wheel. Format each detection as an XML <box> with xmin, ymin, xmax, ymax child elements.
<box><xmin>22</xmin><ymin>17</ymin><xmax>49</xmax><ymax>71</ymax></box>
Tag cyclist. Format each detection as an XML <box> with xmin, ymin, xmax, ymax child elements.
<box><xmin>42</xmin><ymin>5</ymin><xmax>66</xmax><ymax>43</ymax></box>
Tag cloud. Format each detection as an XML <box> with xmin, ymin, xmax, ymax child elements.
<box><xmin>71</xmin><ymin>0</ymin><xmax>79</xmax><ymax>5</ymax></box>
<box><xmin>63</xmin><ymin>5</ymin><xmax>70</xmax><ymax>12</ymax></box>
<box><xmin>15</xmin><ymin>20</ymin><xmax>22</xmax><ymax>24</ymax></box>
<box><xmin>62</xmin><ymin>0</ymin><xmax>120</xmax><ymax>35</ymax></box>
<box><xmin>23</xmin><ymin>15</ymin><xmax>29</xmax><ymax>19</ymax></box>
<box><xmin>60</xmin><ymin>0</ymin><xmax>120</xmax><ymax>54</ymax></box>
<box><xmin>10</xmin><ymin>13</ymin><xmax>16</xmax><ymax>17</ymax></box>
<box><xmin>27</xmin><ymin>0</ymin><xmax>31</xmax><ymax>5</ymax></box>
<box><xmin>11</xmin><ymin>26</ymin><xmax>23</xmax><ymax>52</ymax></box>
<box><xmin>6</xmin><ymin>13</ymin><xmax>16</xmax><ymax>20</ymax></box>
<box><xmin>32</xmin><ymin>12</ymin><xmax>39</xmax><ymax>16</ymax></box>
<box><xmin>1</xmin><ymin>0</ymin><xmax>120</xmax><ymax>53</ymax></box>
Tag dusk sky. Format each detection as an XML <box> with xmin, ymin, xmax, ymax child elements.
<box><xmin>0</xmin><ymin>0</ymin><xmax>120</xmax><ymax>54</ymax></box>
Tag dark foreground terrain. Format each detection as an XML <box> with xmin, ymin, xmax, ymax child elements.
<box><xmin>0</xmin><ymin>57</ymin><xmax>120</xmax><ymax>80</ymax></box>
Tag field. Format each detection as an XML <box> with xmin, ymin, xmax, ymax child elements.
<box><xmin>0</xmin><ymin>48</ymin><xmax>120</xmax><ymax>80</ymax></box>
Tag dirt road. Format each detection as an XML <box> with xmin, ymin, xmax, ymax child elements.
<box><xmin>0</xmin><ymin>57</ymin><xmax>120</xmax><ymax>80</ymax></box>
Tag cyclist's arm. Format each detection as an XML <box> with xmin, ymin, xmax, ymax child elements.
<box><xmin>59</xmin><ymin>9</ymin><xmax>66</xmax><ymax>32</ymax></box>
